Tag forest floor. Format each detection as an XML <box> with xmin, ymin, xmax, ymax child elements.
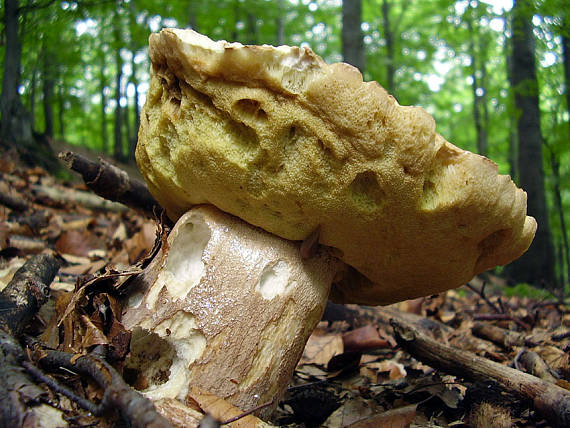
<box><xmin>0</xmin><ymin>154</ymin><xmax>568</xmax><ymax>427</ymax></box>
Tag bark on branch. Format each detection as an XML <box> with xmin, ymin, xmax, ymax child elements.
<box><xmin>58</xmin><ymin>151</ymin><xmax>162</xmax><ymax>218</ymax></box>
<box><xmin>0</xmin><ymin>253</ymin><xmax>60</xmax><ymax>336</ymax></box>
<box><xmin>28</xmin><ymin>341</ymin><xmax>174</xmax><ymax>428</ymax></box>
<box><xmin>391</xmin><ymin>318</ymin><xmax>570</xmax><ymax>427</ymax></box>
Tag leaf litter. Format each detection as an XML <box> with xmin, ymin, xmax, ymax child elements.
<box><xmin>0</xmin><ymin>162</ymin><xmax>568</xmax><ymax>427</ymax></box>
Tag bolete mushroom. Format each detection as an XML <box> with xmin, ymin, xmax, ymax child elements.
<box><xmin>122</xmin><ymin>206</ymin><xmax>340</xmax><ymax>418</ymax></box>
<box><xmin>126</xmin><ymin>29</ymin><xmax>536</xmax><ymax>418</ymax></box>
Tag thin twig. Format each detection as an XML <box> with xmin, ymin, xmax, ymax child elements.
<box><xmin>465</xmin><ymin>282</ymin><xmax>502</xmax><ymax>314</ymax></box>
<box><xmin>473</xmin><ymin>313</ymin><xmax>531</xmax><ymax>331</ymax></box>
<box><xmin>26</xmin><ymin>338</ymin><xmax>174</xmax><ymax>428</ymax></box>
<box><xmin>219</xmin><ymin>400</ymin><xmax>274</xmax><ymax>424</ymax></box>
<box><xmin>21</xmin><ymin>360</ymin><xmax>100</xmax><ymax>415</ymax></box>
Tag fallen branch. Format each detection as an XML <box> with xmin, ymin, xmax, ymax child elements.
<box><xmin>0</xmin><ymin>189</ymin><xmax>30</xmax><ymax>212</ymax></box>
<box><xmin>0</xmin><ymin>253</ymin><xmax>60</xmax><ymax>336</ymax></box>
<box><xmin>517</xmin><ymin>350</ymin><xmax>559</xmax><ymax>384</ymax></box>
<box><xmin>0</xmin><ymin>254</ymin><xmax>64</xmax><ymax>424</ymax></box>
<box><xmin>473</xmin><ymin>313</ymin><xmax>531</xmax><ymax>331</ymax></box>
<box><xmin>59</xmin><ymin>151</ymin><xmax>162</xmax><ymax>218</ymax></box>
<box><xmin>0</xmin><ymin>329</ymin><xmax>50</xmax><ymax>425</ymax></box>
<box><xmin>472</xmin><ymin>322</ymin><xmax>527</xmax><ymax>349</ymax></box>
<box><xmin>28</xmin><ymin>339</ymin><xmax>174</xmax><ymax>428</ymax></box>
<box><xmin>32</xmin><ymin>183</ymin><xmax>127</xmax><ymax>212</ymax></box>
<box><xmin>465</xmin><ymin>281</ymin><xmax>502</xmax><ymax>313</ymax></box>
<box><xmin>391</xmin><ymin>318</ymin><xmax>570</xmax><ymax>427</ymax></box>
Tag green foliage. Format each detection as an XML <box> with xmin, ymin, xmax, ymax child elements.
<box><xmin>504</xmin><ymin>282</ymin><xmax>561</xmax><ymax>299</ymax></box>
<box><xmin>0</xmin><ymin>0</ymin><xmax>568</xmax><ymax>287</ymax></box>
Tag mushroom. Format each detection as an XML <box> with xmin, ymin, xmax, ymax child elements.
<box><xmin>127</xmin><ymin>29</ymin><xmax>536</xmax><ymax>417</ymax></box>
<box><xmin>122</xmin><ymin>206</ymin><xmax>340</xmax><ymax>417</ymax></box>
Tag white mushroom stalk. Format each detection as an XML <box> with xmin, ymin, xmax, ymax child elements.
<box><xmin>122</xmin><ymin>206</ymin><xmax>340</xmax><ymax>416</ymax></box>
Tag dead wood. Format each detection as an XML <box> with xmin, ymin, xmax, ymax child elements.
<box><xmin>391</xmin><ymin>318</ymin><xmax>570</xmax><ymax>427</ymax></box>
<box><xmin>551</xmin><ymin>330</ymin><xmax>570</xmax><ymax>341</ymax></box>
<box><xmin>28</xmin><ymin>340</ymin><xmax>174</xmax><ymax>428</ymax></box>
<box><xmin>59</xmin><ymin>151</ymin><xmax>162</xmax><ymax>218</ymax></box>
<box><xmin>0</xmin><ymin>253</ymin><xmax>60</xmax><ymax>336</ymax></box>
<box><xmin>32</xmin><ymin>183</ymin><xmax>127</xmax><ymax>212</ymax></box>
<box><xmin>472</xmin><ymin>322</ymin><xmax>527</xmax><ymax>349</ymax></box>
<box><xmin>4</xmin><ymin>234</ymin><xmax>46</xmax><ymax>254</ymax></box>
<box><xmin>465</xmin><ymin>281</ymin><xmax>503</xmax><ymax>313</ymax></box>
<box><xmin>0</xmin><ymin>188</ymin><xmax>30</xmax><ymax>212</ymax></box>
<box><xmin>7</xmin><ymin>211</ymin><xmax>50</xmax><ymax>234</ymax></box>
<box><xmin>473</xmin><ymin>313</ymin><xmax>531</xmax><ymax>330</ymax></box>
<box><xmin>518</xmin><ymin>350</ymin><xmax>559</xmax><ymax>384</ymax></box>
<box><xmin>0</xmin><ymin>329</ymin><xmax>49</xmax><ymax>426</ymax></box>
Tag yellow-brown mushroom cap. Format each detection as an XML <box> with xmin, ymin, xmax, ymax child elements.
<box><xmin>136</xmin><ymin>29</ymin><xmax>536</xmax><ymax>305</ymax></box>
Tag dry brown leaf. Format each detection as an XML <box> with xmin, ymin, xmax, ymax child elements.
<box><xmin>370</xmin><ymin>360</ymin><xmax>407</xmax><ymax>380</ymax></box>
<box><xmin>187</xmin><ymin>386</ymin><xmax>274</xmax><ymax>427</ymax></box>
<box><xmin>80</xmin><ymin>314</ymin><xmax>109</xmax><ymax>349</ymax></box>
<box><xmin>323</xmin><ymin>397</ymin><xmax>386</xmax><ymax>427</ymax></box>
<box><xmin>125</xmin><ymin>221</ymin><xmax>157</xmax><ymax>263</ymax></box>
<box><xmin>301</xmin><ymin>329</ymin><xmax>344</xmax><ymax>366</ymax></box>
<box><xmin>56</xmin><ymin>229</ymin><xmax>105</xmax><ymax>257</ymax></box>
<box><xmin>347</xmin><ymin>404</ymin><xmax>417</xmax><ymax>428</ymax></box>
<box><xmin>343</xmin><ymin>324</ymin><xmax>389</xmax><ymax>352</ymax></box>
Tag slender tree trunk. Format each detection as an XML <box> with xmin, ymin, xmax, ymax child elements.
<box><xmin>506</xmin><ymin>0</ymin><xmax>555</xmax><ymax>287</ymax></box>
<box><xmin>467</xmin><ymin>7</ymin><xmax>488</xmax><ymax>156</ymax></box>
<box><xmin>41</xmin><ymin>44</ymin><xmax>55</xmax><ymax>139</ymax></box>
<box><xmin>481</xmin><ymin>63</ymin><xmax>489</xmax><ymax>154</ymax></box>
<box><xmin>382</xmin><ymin>0</ymin><xmax>395</xmax><ymax>93</ymax></box>
<box><xmin>124</xmin><ymin>94</ymin><xmax>131</xmax><ymax>155</ymax></box>
<box><xmin>342</xmin><ymin>0</ymin><xmax>365</xmax><ymax>72</ymax></box>
<box><xmin>30</xmin><ymin>68</ymin><xmax>37</xmax><ymax>129</ymax></box>
<box><xmin>113</xmin><ymin>12</ymin><xmax>124</xmax><ymax>162</ymax></box>
<box><xmin>563</xmin><ymin>25</ymin><xmax>570</xmax><ymax>124</ymax></box>
<box><xmin>548</xmin><ymin>147</ymin><xmax>569</xmax><ymax>286</ymax></box>
<box><xmin>276</xmin><ymin>0</ymin><xmax>284</xmax><ymax>45</ymax></box>
<box><xmin>505</xmin><ymin>22</ymin><xmax>519</xmax><ymax>183</ymax></box>
<box><xmin>231</xmin><ymin>1</ymin><xmax>239</xmax><ymax>41</ymax></box>
<box><xmin>1</xmin><ymin>0</ymin><xmax>31</xmax><ymax>146</ymax></box>
<box><xmin>188</xmin><ymin>0</ymin><xmax>198</xmax><ymax>30</ymax></box>
<box><xmin>99</xmin><ymin>71</ymin><xmax>109</xmax><ymax>153</ymax></box>
<box><xmin>128</xmin><ymin>53</ymin><xmax>140</xmax><ymax>161</ymax></box>
<box><xmin>246</xmin><ymin>13</ymin><xmax>259</xmax><ymax>44</ymax></box>
<box><xmin>0</xmin><ymin>0</ymin><xmax>21</xmax><ymax>133</ymax></box>
<box><xmin>57</xmin><ymin>79</ymin><xmax>64</xmax><ymax>140</ymax></box>
<box><xmin>114</xmin><ymin>66</ymin><xmax>123</xmax><ymax>161</ymax></box>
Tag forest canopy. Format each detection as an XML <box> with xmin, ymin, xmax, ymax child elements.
<box><xmin>0</xmin><ymin>0</ymin><xmax>568</xmax><ymax>290</ymax></box>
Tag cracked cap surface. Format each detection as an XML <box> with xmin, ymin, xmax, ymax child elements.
<box><xmin>136</xmin><ymin>29</ymin><xmax>536</xmax><ymax>305</ymax></box>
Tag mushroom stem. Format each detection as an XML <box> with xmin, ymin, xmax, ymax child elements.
<box><xmin>122</xmin><ymin>205</ymin><xmax>340</xmax><ymax>417</ymax></box>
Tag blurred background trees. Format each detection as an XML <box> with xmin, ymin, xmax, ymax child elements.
<box><xmin>0</xmin><ymin>0</ymin><xmax>568</xmax><ymax>291</ymax></box>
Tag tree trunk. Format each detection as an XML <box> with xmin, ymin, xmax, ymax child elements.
<box><xmin>188</xmin><ymin>0</ymin><xmax>198</xmax><ymax>30</ymax></box>
<box><xmin>246</xmin><ymin>13</ymin><xmax>259</xmax><ymax>44</ymax></box>
<box><xmin>114</xmin><ymin>67</ymin><xmax>123</xmax><ymax>161</ymax></box>
<box><xmin>382</xmin><ymin>0</ymin><xmax>395</xmax><ymax>93</ymax></box>
<box><xmin>57</xmin><ymin>80</ymin><xmax>65</xmax><ymax>140</ymax></box>
<box><xmin>548</xmin><ymin>147</ymin><xmax>569</xmax><ymax>286</ymax></box>
<box><xmin>342</xmin><ymin>0</ymin><xmax>365</xmax><ymax>73</ymax></box>
<box><xmin>276</xmin><ymin>0</ymin><xmax>284</xmax><ymax>45</ymax></box>
<box><xmin>563</xmin><ymin>23</ymin><xmax>570</xmax><ymax>124</ymax></box>
<box><xmin>467</xmin><ymin>4</ymin><xmax>488</xmax><ymax>156</ymax></box>
<box><xmin>506</xmin><ymin>0</ymin><xmax>555</xmax><ymax>287</ymax></box>
<box><xmin>128</xmin><ymin>53</ymin><xmax>140</xmax><ymax>162</ymax></box>
<box><xmin>29</xmin><ymin>68</ymin><xmax>38</xmax><ymax>129</ymax></box>
<box><xmin>505</xmin><ymin>22</ymin><xmax>519</xmax><ymax>183</ymax></box>
<box><xmin>0</xmin><ymin>0</ymin><xmax>31</xmax><ymax>147</ymax></box>
<box><xmin>113</xmin><ymin>11</ymin><xmax>124</xmax><ymax>162</ymax></box>
<box><xmin>0</xmin><ymin>0</ymin><xmax>57</xmax><ymax>170</ymax></box>
<box><xmin>41</xmin><ymin>44</ymin><xmax>55</xmax><ymax>139</ymax></box>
